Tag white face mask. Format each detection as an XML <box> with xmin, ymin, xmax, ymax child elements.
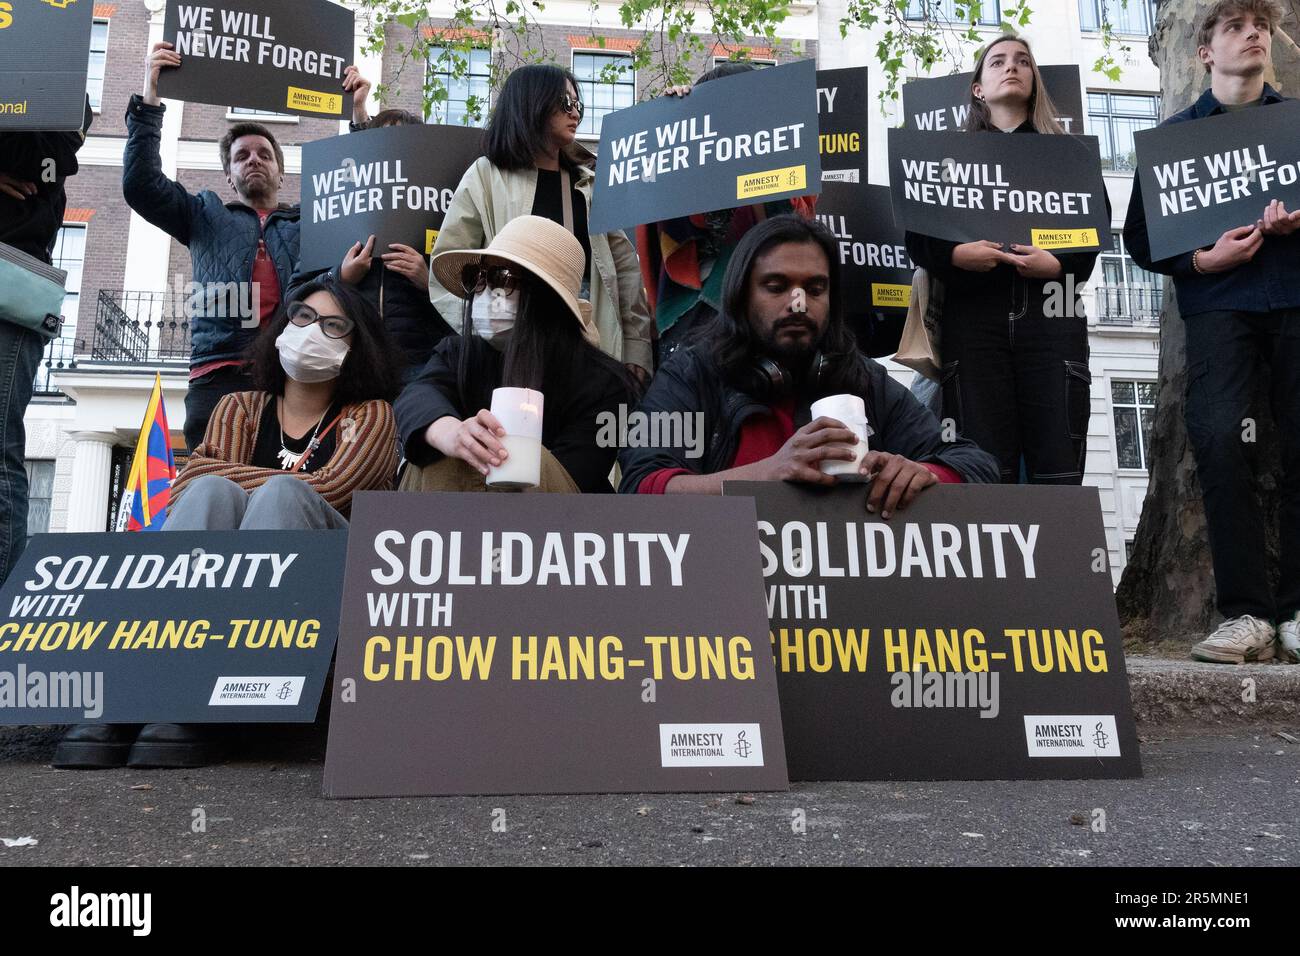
<box><xmin>275</xmin><ymin>322</ymin><xmax>350</xmax><ymax>383</ymax></box>
<box><xmin>471</xmin><ymin>287</ymin><xmax>520</xmax><ymax>345</ymax></box>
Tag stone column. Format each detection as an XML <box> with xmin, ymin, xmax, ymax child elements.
<box><xmin>64</xmin><ymin>432</ymin><xmax>118</xmax><ymax>533</ymax></box>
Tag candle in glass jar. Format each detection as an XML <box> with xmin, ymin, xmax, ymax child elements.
<box><xmin>809</xmin><ymin>394</ymin><xmax>869</xmax><ymax>479</ymax></box>
<box><xmin>486</xmin><ymin>387</ymin><xmax>544</xmax><ymax>489</ymax></box>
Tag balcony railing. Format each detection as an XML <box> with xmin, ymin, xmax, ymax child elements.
<box><xmin>1093</xmin><ymin>284</ymin><xmax>1163</xmax><ymax>328</ymax></box>
<box><xmin>33</xmin><ymin>336</ymin><xmax>80</xmax><ymax>397</ymax></box>
<box><xmin>88</xmin><ymin>290</ymin><xmax>191</xmax><ymax>364</ymax></box>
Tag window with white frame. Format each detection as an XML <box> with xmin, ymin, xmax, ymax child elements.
<box><xmin>426</xmin><ymin>45</ymin><xmax>492</xmax><ymax>126</ymax></box>
<box><xmin>905</xmin><ymin>0</ymin><xmax>1001</xmax><ymax>25</ymax></box>
<box><xmin>572</xmin><ymin>51</ymin><xmax>635</xmax><ymax>138</ymax></box>
<box><xmin>51</xmin><ymin>223</ymin><xmax>86</xmax><ymax>336</ymax></box>
<box><xmin>1079</xmin><ymin>0</ymin><xmax>1157</xmax><ymax>35</ymax></box>
<box><xmin>1111</xmin><ymin>380</ymin><xmax>1157</xmax><ymax>470</ymax></box>
<box><xmin>228</xmin><ymin>106</ymin><xmax>298</xmax><ymax>122</ymax></box>
<box><xmin>1097</xmin><ymin>230</ymin><xmax>1163</xmax><ymax>324</ymax></box>
<box><xmin>25</xmin><ymin>461</ymin><xmax>55</xmax><ymax>534</ymax></box>
<box><xmin>86</xmin><ymin>19</ymin><xmax>109</xmax><ymax>111</ymax></box>
<box><xmin>1087</xmin><ymin>91</ymin><xmax>1160</xmax><ymax>172</ymax></box>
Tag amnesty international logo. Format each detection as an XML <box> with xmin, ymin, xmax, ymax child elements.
<box><xmin>276</xmin><ymin>681</ymin><xmax>295</xmax><ymax>701</ymax></box>
<box><xmin>733</xmin><ymin>730</ymin><xmax>753</xmax><ymax>759</ymax></box>
<box><xmin>1092</xmin><ymin>721</ymin><xmax>1110</xmax><ymax>750</ymax></box>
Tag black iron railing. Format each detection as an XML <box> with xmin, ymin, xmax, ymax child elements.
<box><xmin>88</xmin><ymin>290</ymin><xmax>191</xmax><ymax>364</ymax></box>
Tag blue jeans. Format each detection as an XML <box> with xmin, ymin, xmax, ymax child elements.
<box><xmin>0</xmin><ymin>323</ymin><xmax>43</xmax><ymax>586</ymax></box>
<box><xmin>165</xmin><ymin>474</ymin><xmax>348</xmax><ymax>530</ymax></box>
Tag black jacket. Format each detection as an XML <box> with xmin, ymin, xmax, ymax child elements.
<box><xmin>0</xmin><ymin>101</ymin><xmax>91</xmax><ymax>263</ymax></box>
<box><xmin>122</xmin><ymin>94</ymin><xmax>300</xmax><ymax>369</ymax></box>
<box><xmin>905</xmin><ymin>122</ymin><xmax>1107</xmax><ymax>323</ymax></box>
<box><xmin>395</xmin><ymin>335</ymin><xmax>633</xmax><ymax>493</ymax></box>
<box><xmin>616</xmin><ymin>345</ymin><xmax>1000</xmax><ymax>492</ymax></box>
<box><xmin>287</xmin><ymin>260</ymin><xmax>449</xmax><ymax>380</ymax></box>
<box><xmin>1123</xmin><ymin>84</ymin><xmax>1300</xmax><ymax>317</ymax></box>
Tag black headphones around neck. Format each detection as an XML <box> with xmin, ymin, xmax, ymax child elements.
<box><xmin>745</xmin><ymin>351</ymin><xmax>829</xmax><ymax>401</ymax></box>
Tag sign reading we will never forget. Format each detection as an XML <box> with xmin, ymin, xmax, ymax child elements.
<box><xmin>159</xmin><ymin>0</ymin><xmax>353</xmax><ymax>117</ymax></box>
<box><xmin>588</xmin><ymin>59</ymin><xmax>821</xmax><ymax>234</ymax></box>
<box><xmin>0</xmin><ymin>532</ymin><xmax>345</xmax><ymax>724</ymax></box>
<box><xmin>324</xmin><ymin>493</ymin><xmax>788</xmax><ymax>797</ymax></box>
<box><xmin>889</xmin><ymin>128</ymin><xmax>1111</xmax><ymax>251</ymax></box>
<box><xmin>1133</xmin><ymin>100</ymin><xmax>1300</xmax><ymax>260</ymax></box>
<box><xmin>0</xmin><ymin>0</ymin><xmax>93</xmax><ymax>131</ymax></box>
<box><xmin>300</xmin><ymin>124</ymin><xmax>484</xmax><ymax>273</ymax></box>
<box><xmin>725</xmin><ymin>483</ymin><xmax>1142</xmax><ymax>781</ymax></box>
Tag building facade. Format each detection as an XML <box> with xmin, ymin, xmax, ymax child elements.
<box><xmin>24</xmin><ymin>0</ymin><xmax>1161</xmax><ymax>583</ymax></box>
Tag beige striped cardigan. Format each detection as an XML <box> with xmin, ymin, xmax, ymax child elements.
<box><xmin>171</xmin><ymin>391</ymin><xmax>397</xmax><ymax>519</ymax></box>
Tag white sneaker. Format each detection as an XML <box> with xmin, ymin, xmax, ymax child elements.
<box><xmin>1278</xmin><ymin>613</ymin><xmax>1300</xmax><ymax>664</ymax></box>
<box><xmin>1190</xmin><ymin>615</ymin><xmax>1276</xmax><ymax>664</ymax></box>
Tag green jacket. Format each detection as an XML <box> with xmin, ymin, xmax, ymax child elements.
<box><xmin>429</xmin><ymin>147</ymin><xmax>654</xmax><ymax>374</ymax></box>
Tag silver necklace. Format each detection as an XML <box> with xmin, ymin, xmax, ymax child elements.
<box><xmin>278</xmin><ymin>401</ymin><xmax>329</xmax><ymax>471</ymax></box>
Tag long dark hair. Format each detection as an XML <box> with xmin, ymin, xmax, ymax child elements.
<box><xmin>455</xmin><ymin>269</ymin><xmax>635</xmax><ymax>414</ymax></box>
<box><xmin>484</xmin><ymin>64</ymin><xmax>589</xmax><ymax>173</ymax></box>
<box><xmin>247</xmin><ymin>273</ymin><xmax>401</xmax><ymax>405</ymax></box>
<box><xmin>692</xmin><ymin>215</ymin><xmax>867</xmax><ymax>398</ymax></box>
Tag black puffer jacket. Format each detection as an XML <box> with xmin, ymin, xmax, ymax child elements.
<box><xmin>122</xmin><ymin>94</ymin><xmax>300</xmax><ymax>369</ymax></box>
<box><xmin>0</xmin><ymin>101</ymin><xmax>91</xmax><ymax>263</ymax></box>
<box><xmin>617</xmin><ymin>345</ymin><xmax>1000</xmax><ymax>492</ymax></box>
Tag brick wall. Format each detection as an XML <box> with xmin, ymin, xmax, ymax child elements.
<box><xmin>179</xmin><ymin>103</ymin><xmax>340</xmax><ymax>147</ymax></box>
<box><xmin>93</xmin><ymin>2</ymin><xmax>150</xmax><ymax>139</ymax></box>
<box><xmin>62</xmin><ymin>165</ymin><xmax>132</xmax><ymax>341</ymax></box>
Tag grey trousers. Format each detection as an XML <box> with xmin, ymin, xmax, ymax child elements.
<box><xmin>165</xmin><ymin>474</ymin><xmax>348</xmax><ymax>531</ymax></box>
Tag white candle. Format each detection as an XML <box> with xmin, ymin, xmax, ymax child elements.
<box><xmin>486</xmin><ymin>387</ymin><xmax>544</xmax><ymax>489</ymax></box>
<box><xmin>810</xmin><ymin>394</ymin><xmax>869</xmax><ymax>480</ymax></box>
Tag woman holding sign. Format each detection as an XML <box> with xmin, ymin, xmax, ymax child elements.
<box><xmin>429</xmin><ymin>64</ymin><xmax>653</xmax><ymax>385</ymax></box>
<box><xmin>904</xmin><ymin>35</ymin><xmax>1104</xmax><ymax>485</ymax></box>
<box><xmin>396</xmin><ymin>216</ymin><xmax>634</xmax><ymax>494</ymax></box>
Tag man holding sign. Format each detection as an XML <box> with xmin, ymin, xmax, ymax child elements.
<box><xmin>1123</xmin><ymin>0</ymin><xmax>1300</xmax><ymax>664</ymax></box>
<box><xmin>618</xmin><ymin>216</ymin><xmax>998</xmax><ymax>500</ymax></box>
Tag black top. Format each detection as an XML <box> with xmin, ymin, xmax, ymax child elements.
<box><xmin>394</xmin><ymin>335</ymin><xmax>632</xmax><ymax>493</ymax></box>
<box><xmin>532</xmin><ymin>167</ymin><xmax>592</xmax><ymax>277</ymax></box>
<box><xmin>251</xmin><ymin>397</ymin><xmax>343</xmax><ymax>474</ymax></box>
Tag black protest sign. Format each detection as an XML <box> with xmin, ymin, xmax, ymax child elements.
<box><xmin>0</xmin><ymin>0</ymin><xmax>93</xmax><ymax>131</ymax></box>
<box><xmin>588</xmin><ymin>58</ymin><xmax>821</xmax><ymax>234</ymax></box>
<box><xmin>902</xmin><ymin>65</ymin><xmax>1085</xmax><ymax>135</ymax></box>
<box><xmin>1133</xmin><ymin>100</ymin><xmax>1300</xmax><ymax>260</ymax></box>
<box><xmin>0</xmin><ymin>531</ymin><xmax>345</xmax><ymax>724</ymax></box>
<box><xmin>723</xmin><ymin>482</ymin><xmax>1142</xmax><ymax>781</ymax></box>
<box><xmin>158</xmin><ymin>0</ymin><xmax>353</xmax><ymax>117</ymax></box>
<box><xmin>816</xmin><ymin>67</ymin><xmax>869</xmax><ymax>185</ymax></box>
<box><xmin>889</xmin><ymin>128</ymin><xmax>1112</xmax><ymax>250</ymax></box>
<box><xmin>300</xmin><ymin>124</ymin><xmax>483</xmax><ymax>273</ymax></box>
<box><xmin>324</xmin><ymin>492</ymin><xmax>788</xmax><ymax>797</ymax></box>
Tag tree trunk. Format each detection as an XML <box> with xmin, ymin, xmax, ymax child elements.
<box><xmin>1116</xmin><ymin>0</ymin><xmax>1297</xmax><ymax>643</ymax></box>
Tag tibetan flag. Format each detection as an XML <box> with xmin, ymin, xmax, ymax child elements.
<box><xmin>121</xmin><ymin>373</ymin><xmax>176</xmax><ymax>532</ymax></box>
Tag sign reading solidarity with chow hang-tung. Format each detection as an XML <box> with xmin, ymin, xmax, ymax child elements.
<box><xmin>902</xmin><ymin>65</ymin><xmax>1085</xmax><ymax>135</ymax></box>
<box><xmin>0</xmin><ymin>531</ymin><xmax>345</xmax><ymax>724</ymax></box>
<box><xmin>158</xmin><ymin>0</ymin><xmax>354</xmax><ymax>117</ymax></box>
<box><xmin>888</xmin><ymin>127</ymin><xmax>1112</xmax><ymax>250</ymax></box>
<box><xmin>588</xmin><ymin>58</ymin><xmax>822</xmax><ymax>234</ymax></box>
<box><xmin>0</xmin><ymin>0</ymin><xmax>94</xmax><ymax>130</ymax></box>
<box><xmin>724</xmin><ymin>482</ymin><xmax>1142</xmax><ymax>781</ymax></box>
<box><xmin>1133</xmin><ymin>100</ymin><xmax>1300</xmax><ymax>260</ymax></box>
<box><xmin>324</xmin><ymin>492</ymin><xmax>789</xmax><ymax>797</ymax></box>
<box><xmin>300</xmin><ymin>124</ymin><xmax>483</xmax><ymax>272</ymax></box>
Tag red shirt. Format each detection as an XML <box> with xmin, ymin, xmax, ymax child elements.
<box><xmin>190</xmin><ymin>209</ymin><xmax>281</xmax><ymax>381</ymax></box>
<box><xmin>637</xmin><ymin>398</ymin><xmax>963</xmax><ymax>492</ymax></box>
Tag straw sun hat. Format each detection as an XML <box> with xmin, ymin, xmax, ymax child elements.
<box><xmin>431</xmin><ymin>215</ymin><xmax>601</xmax><ymax>347</ymax></box>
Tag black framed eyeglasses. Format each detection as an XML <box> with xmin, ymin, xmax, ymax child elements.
<box><xmin>288</xmin><ymin>302</ymin><xmax>355</xmax><ymax>339</ymax></box>
<box><xmin>462</xmin><ymin>264</ymin><xmax>529</xmax><ymax>295</ymax></box>
<box><xmin>561</xmin><ymin>93</ymin><xmax>585</xmax><ymax>119</ymax></box>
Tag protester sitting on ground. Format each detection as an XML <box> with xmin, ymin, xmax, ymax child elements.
<box><xmin>619</xmin><ymin>215</ymin><xmax>1000</xmax><ymax>503</ymax></box>
<box><xmin>396</xmin><ymin>215</ymin><xmax>635</xmax><ymax>494</ymax></box>
<box><xmin>429</xmin><ymin>63</ymin><xmax>653</xmax><ymax>385</ymax></box>
<box><xmin>637</xmin><ymin>62</ymin><xmax>819</xmax><ymax>362</ymax></box>
<box><xmin>51</xmin><ymin>275</ymin><xmax>398</xmax><ymax>772</ymax></box>
<box><xmin>287</xmin><ymin>69</ymin><xmax>448</xmax><ymax>385</ymax></box>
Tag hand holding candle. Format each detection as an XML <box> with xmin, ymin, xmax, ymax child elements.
<box><xmin>486</xmin><ymin>387</ymin><xmax>544</xmax><ymax>489</ymax></box>
<box><xmin>809</xmin><ymin>394</ymin><xmax>870</xmax><ymax>480</ymax></box>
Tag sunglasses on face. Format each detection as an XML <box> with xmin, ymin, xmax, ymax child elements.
<box><xmin>287</xmin><ymin>302</ymin><xmax>355</xmax><ymax>339</ymax></box>
<box><xmin>463</xmin><ymin>264</ymin><xmax>530</xmax><ymax>295</ymax></box>
<box><xmin>560</xmin><ymin>93</ymin><xmax>585</xmax><ymax>119</ymax></box>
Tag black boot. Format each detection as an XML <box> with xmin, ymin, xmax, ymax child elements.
<box><xmin>52</xmin><ymin>724</ymin><xmax>142</xmax><ymax>769</ymax></box>
<box><xmin>127</xmin><ymin>724</ymin><xmax>219</xmax><ymax>768</ymax></box>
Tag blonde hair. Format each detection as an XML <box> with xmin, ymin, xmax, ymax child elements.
<box><xmin>964</xmin><ymin>34</ymin><xmax>1065</xmax><ymax>135</ymax></box>
<box><xmin>1197</xmin><ymin>0</ymin><xmax>1284</xmax><ymax>73</ymax></box>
